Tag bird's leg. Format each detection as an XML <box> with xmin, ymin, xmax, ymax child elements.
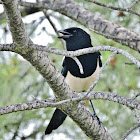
<box><xmin>90</xmin><ymin>100</ymin><xmax>102</xmax><ymax>125</ymax></box>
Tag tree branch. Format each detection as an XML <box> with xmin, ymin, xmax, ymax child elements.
<box><xmin>132</xmin><ymin>109</ymin><xmax>140</xmax><ymax>123</ymax></box>
<box><xmin>18</xmin><ymin>0</ymin><xmax>140</xmax><ymax>52</ymax></box>
<box><xmin>0</xmin><ymin>99</ymin><xmax>57</xmax><ymax>116</ymax></box>
<box><xmin>86</xmin><ymin>51</ymin><xmax>117</xmax><ymax>96</ymax></box>
<box><xmin>127</xmin><ymin>0</ymin><xmax>140</xmax><ymax>10</ymax></box>
<box><xmin>1</xmin><ymin>0</ymin><xmax>29</xmax><ymax>47</ymax></box>
<box><xmin>36</xmin><ymin>0</ymin><xmax>59</xmax><ymax>35</ymax></box>
<box><xmin>49</xmin><ymin>91</ymin><xmax>140</xmax><ymax>111</ymax></box>
<box><xmin>86</xmin><ymin>0</ymin><xmax>140</xmax><ymax>17</ymax></box>
<box><xmin>132</xmin><ymin>92</ymin><xmax>140</xmax><ymax>100</ymax></box>
<box><xmin>0</xmin><ymin>91</ymin><xmax>139</xmax><ymax>116</ymax></box>
<box><xmin>28</xmin><ymin>44</ymin><xmax>140</xmax><ymax>69</ymax></box>
<box><xmin>120</xmin><ymin>123</ymin><xmax>140</xmax><ymax>140</ymax></box>
<box><xmin>0</xmin><ymin>43</ymin><xmax>15</xmax><ymax>51</ymax></box>
<box><xmin>89</xmin><ymin>28</ymin><xmax>140</xmax><ymax>42</ymax></box>
<box><xmin>87</xmin><ymin>91</ymin><xmax>140</xmax><ymax>110</ymax></box>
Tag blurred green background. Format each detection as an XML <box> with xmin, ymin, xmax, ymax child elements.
<box><xmin>0</xmin><ymin>0</ymin><xmax>140</xmax><ymax>139</ymax></box>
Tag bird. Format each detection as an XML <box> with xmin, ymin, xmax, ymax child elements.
<box><xmin>45</xmin><ymin>27</ymin><xmax>102</xmax><ymax>135</ymax></box>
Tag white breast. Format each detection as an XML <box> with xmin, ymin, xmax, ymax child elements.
<box><xmin>65</xmin><ymin>61</ymin><xmax>100</xmax><ymax>92</ymax></box>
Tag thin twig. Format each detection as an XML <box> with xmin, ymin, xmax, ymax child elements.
<box><xmin>86</xmin><ymin>0</ymin><xmax>140</xmax><ymax>17</ymax></box>
<box><xmin>127</xmin><ymin>0</ymin><xmax>140</xmax><ymax>10</ymax></box>
<box><xmin>132</xmin><ymin>109</ymin><xmax>140</xmax><ymax>123</ymax></box>
<box><xmin>43</xmin><ymin>10</ymin><xmax>58</xmax><ymax>35</ymax></box>
<box><xmin>131</xmin><ymin>93</ymin><xmax>140</xmax><ymax>129</ymax></box>
<box><xmin>121</xmin><ymin>123</ymin><xmax>140</xmax><ymax>140</ymax></box>
<box><xmin>36</xmin><ymin>0</ymin><xmax>58</xmax><ymax>35</ymax></box>
<box><xmin>32</xmin><ymin>91</ymin><xmax>140</xmax><ymax>110</ymax></box>
<box><xmin>36</xmin><ymin>0</ymin><xmax>65</xmax><ymax>48</ymax></box>
<box><xmin>1</xmin><ymin>91</ymin><xmax>140</xmax><ymax>115</ymax></box>
<box><xmin>28</xmin><ymin>44</ymin><xmax>140</xmax><ymax>69</ymax></box>
<box><xmin>132</xmin><ymin>93</ymin><xmax>140</xmax><ymax>100</ymax></box>
<box><xmin>86</xmin><ymin>51</ymin><xmax>117</xmax><ymax>96</ymax></box>
<box><xmin>31</xmin><ymin>95</ymin><xmax>46</xmax><ymax>104</ymax></box>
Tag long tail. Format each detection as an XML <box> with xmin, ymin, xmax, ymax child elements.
<box><xmin>45</xmin><ymin>109</ymin><xmax>67</xmax><ymax>135</ymax></box>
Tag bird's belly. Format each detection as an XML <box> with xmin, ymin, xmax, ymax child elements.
<box><xmin>65</xmin><ymin>63</ymin><xmax>99</xmax><ymax>92</ymax></box>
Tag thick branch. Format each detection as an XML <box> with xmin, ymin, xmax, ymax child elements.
<box><xmin>90</xmin><ymin>28</ymin><xmax>140</xmax><ymax>42</ymax></box>
<box><xmin>19</xmin><ymin>0</ymin><xmax>140</xmax><ymax>52</ymax></box>
<box><xmin>1</xmin><ymin>0</ymin><xmax>29</xmax><ymax>47</ymax></box>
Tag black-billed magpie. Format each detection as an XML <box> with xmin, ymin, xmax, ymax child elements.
<box><xmin>45</xmin><ymin>27</ymin><xmax>102</xmax><ymax>135</ymax></box>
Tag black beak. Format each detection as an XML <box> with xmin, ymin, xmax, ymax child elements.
<box><xmin>57</xmin><ymin>30</ymin><xmax>73</xmax><ymax>39</ymax></box>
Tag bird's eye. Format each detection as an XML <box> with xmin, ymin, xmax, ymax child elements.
<box><xmin>73</xmin><ymin>30</ymin><xmax>77</xmax><ymax>33</ymax></box>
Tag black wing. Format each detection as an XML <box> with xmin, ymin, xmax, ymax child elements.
<box><xmin>61</xmin><ymin>58</ymin><xmax>68</xmax><ymax>77</ymax></box>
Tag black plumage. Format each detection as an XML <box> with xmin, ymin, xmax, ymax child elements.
<box><xmin>63</xmin><ymin>53</ymin><xmax>101</xmax><ymax>78</ymax></box>
<box><xmin>45</xmin><ymin>27</ymin><xmax>102</xmax><ymax>135</ymax></box>
<box><xmin>45</xmin><ymin>109</ymin><xmax>67</xmax><ymax>134</ymax></box>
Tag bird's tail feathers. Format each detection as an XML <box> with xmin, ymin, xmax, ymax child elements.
<box><xmin>45</xmin><ymin>109</ymin><xmax>67</xmax><ymax>135</ymax></box>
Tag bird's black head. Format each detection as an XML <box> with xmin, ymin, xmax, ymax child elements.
<box><xmin>57</xmin><ymin>27</ymin><xmax>92</xmax><ymax>51</ymax></box>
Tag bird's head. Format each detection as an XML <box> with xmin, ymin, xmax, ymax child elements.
<box><xmin>57</xmin><ymin>27</ymin><xmax>92</xmax><ymax>51</ymax></box>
